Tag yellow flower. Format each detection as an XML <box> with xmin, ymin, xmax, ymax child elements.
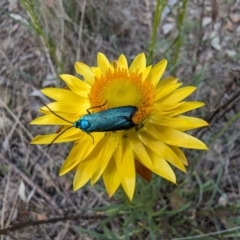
<box><xmin>31</xmin><ymin>53</ymin><xmax>208</xmax><ymax>200</ymax></box>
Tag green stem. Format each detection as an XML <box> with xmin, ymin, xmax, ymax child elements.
<box><xmin>20</xmin><ymin>0</ymin><xmax>62</xmax><ymax>71</ymax></box>
<box><xmin>172</xmin><ymin>0</ymin><xmax>188</xmax><ymax>73</ymax></box>
<box><xmin>148</xmin><ymin>0</ymin><xmax>167</xmax><ymax>64</ymax></box>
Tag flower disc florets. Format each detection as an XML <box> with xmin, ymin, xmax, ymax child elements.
<box><xmin>89</xmin><ymin>68</ymin><xmax>155</xmax><ymax>125</ymax></box>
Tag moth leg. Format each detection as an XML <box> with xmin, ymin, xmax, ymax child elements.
<box><xmin>87</xmin><ymin>132</ymin><xmax>95</xmax><ymax>144</ymax></box>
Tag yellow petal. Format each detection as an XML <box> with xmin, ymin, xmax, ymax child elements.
<box><xmin>97</xmin><ymin>52</ymin><xmax>113</xmax><ymax>73</ymax></box>
<box><xmin>91</xmin><ymin>134</ymin><xmax>119</xmax><ymax>184</ymax></box>
<box><xmin>31</xmin><ymin>128</ymin><xmax>83</xmax><ymax>144</ymax></box>
<box><xmin>102</xmin><ymin>158</ymin><xmax>121</xmax><ymax>198</ymax></box>
<box><xmin>60</xmin><ymin>74</ymin><xmax>90</xmax><ymax>98</ymax></box>
<box><xmin>151</xmin><ymin>124</ymin><xmax>208</xmax><ymax>149</ymax></box>
<box><xmin>146</xmin><ymin>149</ymin><xmax>176</xmax><ymax>183</ymax></box>
<box><xmin>135</xmin><ymin>160</ymin><xmax>152</xmax><ymax>182</ymax></box>
<box><xmin>113</xmin><ymin>133</ymin><xmax>123</xmax><ymax>161</ymax></box>
<box><xmin>115</xmin><ymin>139</ymin><xmax>135</xmax><ymax>201</ymax></box>
<box><xmin>128</xmin><ymin>131</ymin><xmax>153</xmax><ymax>170</ymax></box>
<box><xmin>75</xmin><ymin>62</ymin><xmax>94</xmax><ymax>85</ymax></box>
<box><xmin>38</xmin><ymin>109</ymin><xmax>51</xmax><ymax>115</ymax></box>
<box><xmin>73</xmin><ymin>160</ymin><xmax>95</xmax><ymax>190</ymax></box>
<box><xmin>152</xmin><ymin>103</ymin><xmax>182</xmax><ymax>116</ymax></box>
<box><xmin>155</xmin><ymin>82</ymin><xmax>182</xmax><ymax>101</ymax></box>
<box><xmin>150</xmin><ymin>115</ymin><xmax>209</xmax><ymax>131</ymax></box>
<box><xmin>118</xmin><ymin>54</ymin><xmax>128</xmax><ymax>70</ymax></box>
<box><xmin>175</xmin><ymin>115</ymin><xmax>208</xmax><ymax>131</ymax></box>
<box><xmin>157</xmin><ymin>76</ymin><xmax>178</xmax><ymax>88</ymax></box>
<box><xmin>60</xmin><ymin>132</ymin><xmax>105</xmax><ymax>175</ymax></box>
<box><xmin>41</xmin><ymin>88</ymin><xmax>85</xmax><ymax>102</ymax></box>
<box><xmin>92</xmin><ymin>67</ymin><xmax>102</xmax><ymax>78</ymax></box>
<box><xmin>40</xmin><ymin>102</ymin><xmax>90</xmax><ymax>114</ymax></box>
<box><xmin>74</xmin><ymin>135</ymin><xmax>117</xmax><ymax>189</ymax></box>
<box><xmin>60</xmin><ymin>142</ymin><xmax>84</xmax><ymax>175</ymax></box>
<box><xmin>169</xmin><ymin>145</ymin><xmax>188</xmax><ymax>166</ymax></box>
<box><xmin>147</xmin><ymin>59</ymin><xmax>167</xmax><ymax>88</ymax></box>
<box><xmin>142</xmin><ymin>65</ymin><xmax>152</xmax><ymax>81</ymax></box>
<box><xmin>139</xmin><ymin>130</ymin><xmax>186</xmax><ymax>172</ymax></box>
<box><xmin>129</xmin><ymin>53</ymin><xmax>146</xmax><ymax>73</ymax></box>
<box><xmin>166</xmin><ymin>102</ymin><xmax>205</xmax><ymax>116</ymax></box>
<box><xmin>30</xmin><ymin>114</ymin><xmax>73</xmax><ymax>125</ymax></box>
<box><xmin>161</xmin><ymin>86</ymin><xmax>196</xmax><ymax>104</ymax></box>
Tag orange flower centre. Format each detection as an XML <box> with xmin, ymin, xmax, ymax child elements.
<box><xmin>89</xmin><ymin>67</ymin><xmax>155</xmax><ymax>125</ymax></box>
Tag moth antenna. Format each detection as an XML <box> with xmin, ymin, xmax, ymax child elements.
<box><xmin>87</xmin><ymin>101</ymin><xmax>108</xmax><ymax>114</ymax></box>
<box><xmin>39</xmin><ymin>100</ymin><xmax>73</xmax><ymax>124</ymax></box>
<box><xmin>43</xmin><ymin>126</ymin><xmax>75</xmax><ymax>150</ymax></box>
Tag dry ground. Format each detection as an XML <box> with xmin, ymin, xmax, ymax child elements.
<box><xmin>0</xmin><ymin>0</ymin><xmax>240</xmax><ymax>239</ymax></box>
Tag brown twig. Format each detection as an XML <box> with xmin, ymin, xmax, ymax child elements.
<box><xmin>0</xmin><ymin>213</ymin><xmax>105</xmax><ymax>235</ymax></box>
<box><xmin>195</xmin><ymin>82</ymin><xmax>240</xmax><ymax>139</ymax></box>
<box><xmin>205</xmin><ymin>86</ymin><xmax>240</xmax><ymax>124</ymax></box>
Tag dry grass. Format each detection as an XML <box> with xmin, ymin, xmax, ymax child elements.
<box><xmin>1</xmin><ymin>0</ymin><xmax>240</xmax><ymax>239</ymax></box>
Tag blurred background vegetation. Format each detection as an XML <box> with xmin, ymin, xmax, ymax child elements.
<box><xmin>1</xmin><ymin>0</ymin><xmax>240</xmax><ymax>239</ymax></box>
